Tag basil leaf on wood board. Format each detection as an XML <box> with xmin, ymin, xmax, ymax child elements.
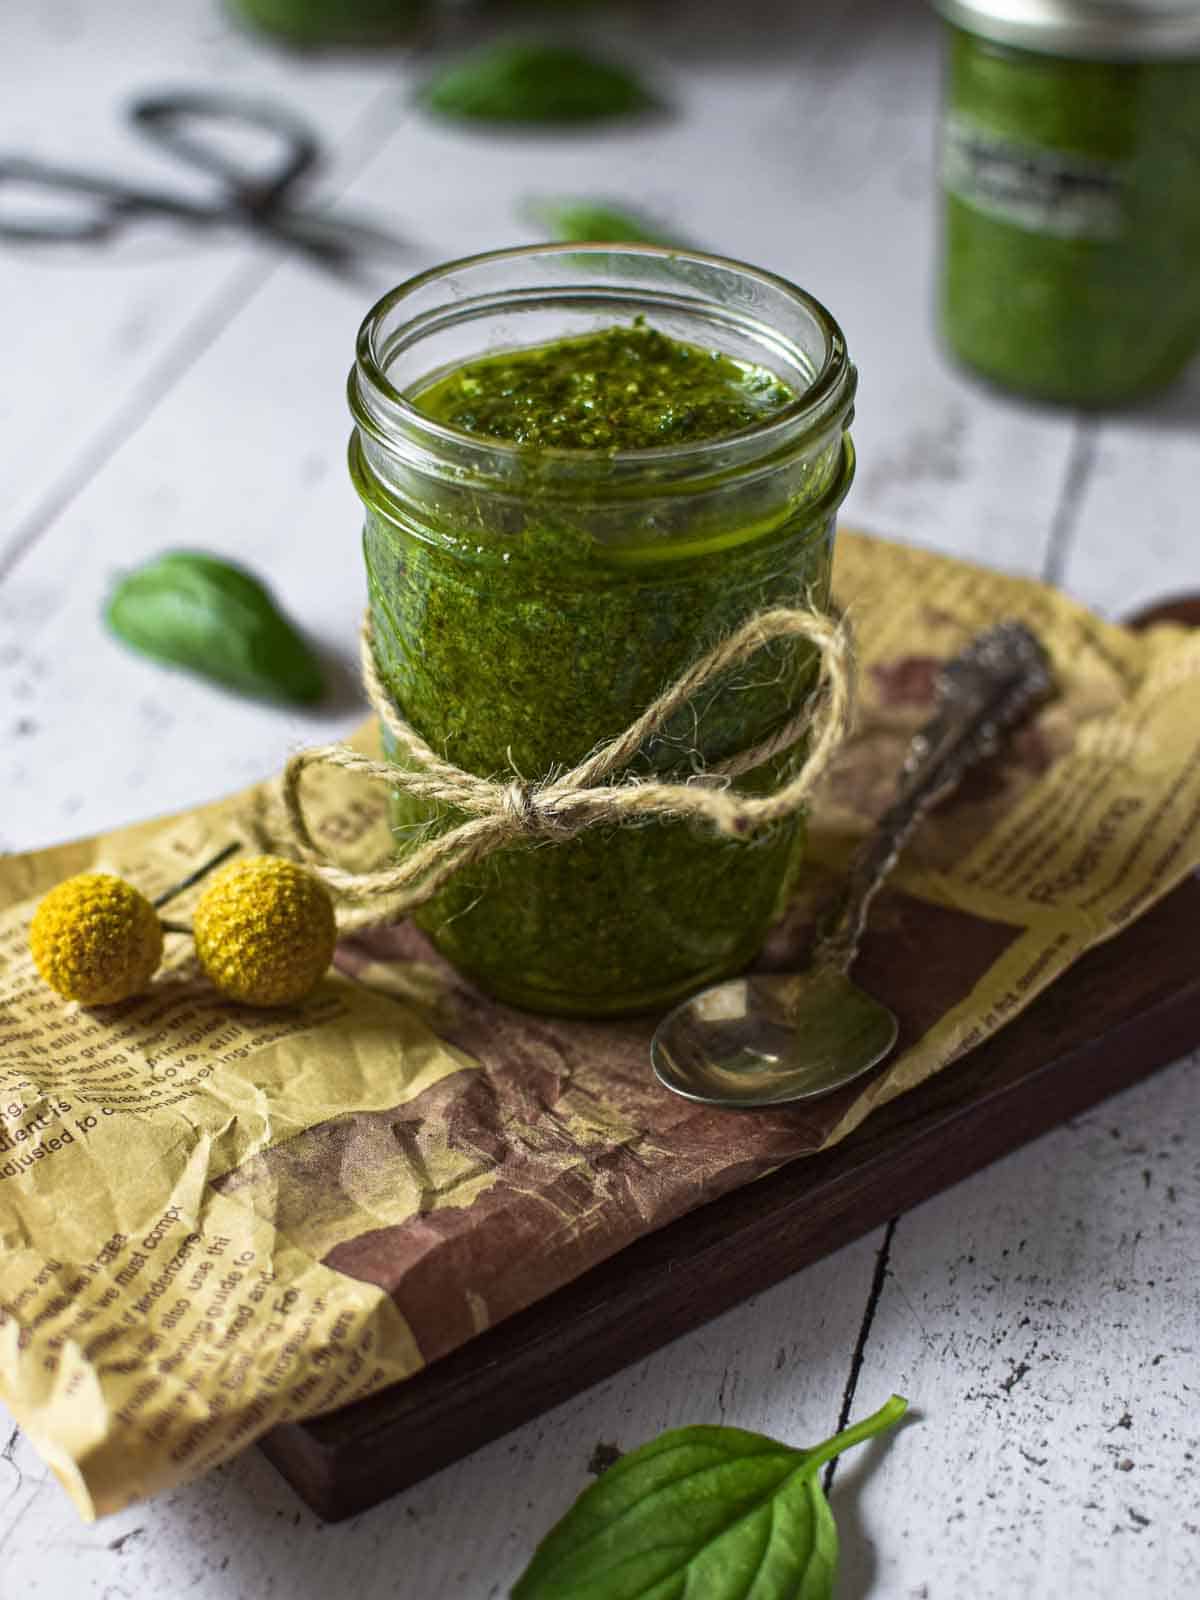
<box><xmin>527</xmin><ymin>198</ymin><xmax>688</xmax><ymax>247</ymax></box>
<box><xmin>512</xmin><ymin>1395</ymin><xmax>908</xmax><ymax>1600</ymax></box>
<box><xmin>423</xmin><ymin>42</ymin><xmax>659</xmax><ymax>124</ymax></box>
<box><xmin>105</xmin><ymin>551</ymin><xmax>325</xmax><ymax>705</ymax></box>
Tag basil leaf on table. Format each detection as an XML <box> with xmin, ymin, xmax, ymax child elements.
<box><xmin>105</xmin><ymin>551</ymin><xmax>325</xmax><ymax>705</ymax></box>
<box><xmin>512</xmin><ymin>1394</ymin><xmax>908</xmax><ymax>1600</ymax></box>
<box><xmin>527</xmin><ymin>198</ymin><xmax>688</xmax><ymax>247</ymax></box>
<box><xmin>423</xmin><ymin>43</ymin><xmax>658</xmax><ymax>125</ymax></box>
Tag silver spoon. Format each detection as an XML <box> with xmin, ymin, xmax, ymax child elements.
<box><xmin>651</xmin><ymin>621</ymin><xmax>1054</xmax><ymax>1109</ymax></box>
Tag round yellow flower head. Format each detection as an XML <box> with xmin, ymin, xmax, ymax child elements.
<box><xmin>192</xmin><ymin>855</ymin><xmax>336</xmax><ymax>1007</ymax></box>
<box><xmin>29</xmin><ymin>873</ymin><xmax>163</xmax><ymax>1005</ymax></box>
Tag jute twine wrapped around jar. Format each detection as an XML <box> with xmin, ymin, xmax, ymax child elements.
<box><xmin>281</xmin><ymin>601</ymin><xmax>855</xmax><ymax>930</ymax></box>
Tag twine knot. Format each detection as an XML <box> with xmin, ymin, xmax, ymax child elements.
<box><xmin>503</xmin><ymin>781</ymin><xmax>543</xmax><ymax>834</ymax></box>
<box><xmin>280</xmin><ymin>600</ymin><xmax>855</xmax><ymax>931</ymax></box>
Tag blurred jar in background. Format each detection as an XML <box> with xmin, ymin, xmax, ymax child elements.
<box><xmin>934</xmin><ymin>0</ymin><xmax>1200</xmax><ymax>406</ymax></box>
<box><xmin>228</xmin><ymin>0</ymin><xmax>431</xmax><ymax>45</ymax></box>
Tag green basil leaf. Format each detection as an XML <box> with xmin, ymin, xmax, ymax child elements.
<box><xmin>423</xmin><ymin>43</ymin><xmax>658</xmax><ymax>125</ymax></box>
<box><xmin>527</xmin><ymin>198</ymin><xmax>688</xmax><ymax>248</ymax></box>
<box><xmin>512</xmin><ymin>1395</ymin><xmax>908</xmax><ymax>1600</ymax></box>
<box><xmin>105</xmin><ymin>550</ymin><xmax>325</xmax><ymax>705</ymax></box>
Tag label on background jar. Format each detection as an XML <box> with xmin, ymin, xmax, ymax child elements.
<box><xmin>942</xmin><ymin>113</ymin><xmax>1126</xmax><ymax>240</ymax></box>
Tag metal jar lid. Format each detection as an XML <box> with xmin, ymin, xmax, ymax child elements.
<box><xmin>933</xmin><ymin>0</ymin><xmax>1200</xmax><ymax>59</ymax></box>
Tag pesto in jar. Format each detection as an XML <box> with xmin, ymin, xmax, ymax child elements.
<box><xmin>356</xmin><ymin>319</ymin><xmax>853</xmax><ymax>1017</ymax></box>
<box><xmin>939</xmin><ymin>25</ymin><xmax>1200</xmax><ymax>406</ymax></box>
<box><xmin>415</xmin><ymin>322</ymin><xmax>796</xmax><ymax>449</ymax></box>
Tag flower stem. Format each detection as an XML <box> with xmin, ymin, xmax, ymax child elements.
<box><xmin>153</xmin><ymin>841</ymin><xmax>240</xmax><ymax>909</ymax></box>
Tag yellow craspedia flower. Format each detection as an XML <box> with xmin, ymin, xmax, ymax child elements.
<box><xmin>29</xmin><ymin>873</ymin><xmax>163</xmax><ymax>1005</ymax></box>
<box><xmin>192</xmin><ymin>855</ymin><xmax>336</xmax><ymax>1007</ymax></box>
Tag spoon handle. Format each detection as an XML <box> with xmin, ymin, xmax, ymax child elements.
<box><xmin>815</xmin><ymin>620</ymin><xmax>1054</xmax><ymax>975</ymax></box>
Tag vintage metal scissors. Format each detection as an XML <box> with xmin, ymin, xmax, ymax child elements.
<box><xmin>0</xmin><ymin>89</ymin><xmax>404</xmax><ymax>277</ymax></box>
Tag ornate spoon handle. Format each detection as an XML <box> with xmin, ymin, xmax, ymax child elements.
<box><xmin>815</xmin><ymin>621</ymin><xmax>1054</xmax><ymax>975</ymax></box>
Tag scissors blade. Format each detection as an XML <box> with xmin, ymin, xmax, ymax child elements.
<box><xmin>269</xmin><ymin>205</ymin><xmax>407</xmax><ymax>258</ymax></box>
<box><xmin>0</xmin><ymin>155</ymin><xmax>216</xmax><ymax>243</ymax></box>
<box><xmin>251</xmin><ymin>203</ymin><xmax>410</xmax><ymax>278</ymax></box>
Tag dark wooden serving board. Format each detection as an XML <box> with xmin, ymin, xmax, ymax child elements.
<box><xmin>260</xmin><ymin>597</ymin><xmax>1200</xmax><ymax>1523</ymax></box>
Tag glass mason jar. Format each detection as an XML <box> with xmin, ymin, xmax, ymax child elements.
<box><xmin>348</xmin><ymin>244</ymin><xmax>856</xmax><ymax>1017</ymax></box>
<box><xmin>934</xmin><ymin>0</ymin><xmax>1200</xmax><ymax>405</ymax></box>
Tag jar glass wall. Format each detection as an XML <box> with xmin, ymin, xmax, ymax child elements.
<box><xmin>349</xmin><ymin>244</ymin><xmax>856</xmax><ymax>1016</ymax></box>
<box><xmin>937</xmin><ymin>18</ymin><xmax>1200</xmax><ymax>405</ymax></box>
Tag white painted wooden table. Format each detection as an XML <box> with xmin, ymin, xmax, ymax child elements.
<box><xmin>2</xmin><ymin>2</ymin><xmax>1197</xmax><ymax>1595</ymax></box>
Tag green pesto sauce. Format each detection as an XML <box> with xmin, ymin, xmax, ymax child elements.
<box><xmin>940</xmin><ymin>27</ymin><xmax>1200</xmax><ymax>405</ymax></box>
<box><xmin>360</xmin><ymin>325</ymin><xmax>849</xmax><ymax>1017</ymax></box>
<box><xmin>416</xmin><ymin>323</ymin><xmax>796</xmax><ymax>450</ymax></box>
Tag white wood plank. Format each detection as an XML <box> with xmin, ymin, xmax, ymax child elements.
<box><xmin>0</xmin><ymin>0</ymin><xmax>404</xmax><ymax>567</ymax></box>
<box><xmin>1057</xmin><ymin>374</ymin><xmax>1200</xmax><ymax>615</ymax></box>
<box><xmin>2</xmin><ymin>1</ymin><xmax>1195</xmax><ymax>1594</ymax></box>
<box><xmin>0</xmin><ymin>250</ymin><xmax>382</xmax><ymax>853</ymax></box>
<box><xmin>0</xmin><ymin>1233</ymin><xmax>881</xmax><ymax>1598</ymax></box>
<box><xmin>832</xmin><ymin>1052</ymin><xmax>1200</xmax><ymax>1600</ymax></box>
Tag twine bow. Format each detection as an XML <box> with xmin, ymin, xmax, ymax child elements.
<box><xmin>282</xmin><ymin>602</ymin><xmax>854</xmax><ymax>927</ymax></box>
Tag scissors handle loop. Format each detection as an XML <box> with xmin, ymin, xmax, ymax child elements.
<box><xmin>129</xmin><ymin>91</ymin><xmax>320</xmax><ymax>214</ymax></box>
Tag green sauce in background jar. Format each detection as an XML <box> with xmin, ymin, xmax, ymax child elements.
<box><xmin>348</xmin><ymin>245</ymin><xmax>856</xmax><ymax>1016</ymax></box>
<box><xmin>228</xmin><ymin>0</ymin><xmax>428</xmax><ymax>45</ymax></box>
<box><xmin>934</xmin><ymin>0</ymin><xmax>1200</xmax><ymax>406</ymax></box>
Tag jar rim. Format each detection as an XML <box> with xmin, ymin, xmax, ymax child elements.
<box><xmin>350</xmin><ymin>242</ymin><xmax>855</xmax><ymax>483</ymax></box>
<box><xmin>934</xmin><ymin>0</ymin><xmax>1200</xmax><ymax>60</ymax></box>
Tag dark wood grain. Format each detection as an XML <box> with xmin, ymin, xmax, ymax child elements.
<box><xmin>259</xmin><ymin>599</ymin><xmax>1200</xmax><ymax>1523</ymax></box>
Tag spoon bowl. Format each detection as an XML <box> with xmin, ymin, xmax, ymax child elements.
<box><xmin>651</xmin><ymin>969</ymin><xmax>899</xmax><ymax>1108</ymax></box>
